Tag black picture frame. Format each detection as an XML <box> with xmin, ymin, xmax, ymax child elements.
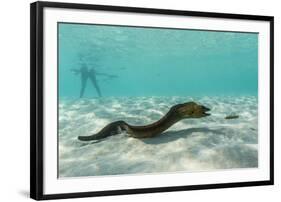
<box><xmin>30</xmin><ymin>1</ymin><xmax>274</xmax><ymax>200</ymax></box>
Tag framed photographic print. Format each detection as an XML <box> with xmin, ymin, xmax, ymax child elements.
<box><xmin>30</xmin><ymin>1</ymin><xmax>274</xmax><ymax>200</ymax></box>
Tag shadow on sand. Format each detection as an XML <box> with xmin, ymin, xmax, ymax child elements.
<box><xmin>78</xmin><ymin>127</ymin><xmax>226</xmax><ymax>146</ymax></box>
<box><xmin>141</xmin><ymin>127</ymin><xmax>226</xmax><ymax>145</ymax></box>
<box><xmin>78</xmin><ymin>139</ymin><xmax>106</xmax><ymax>147</ymax></box>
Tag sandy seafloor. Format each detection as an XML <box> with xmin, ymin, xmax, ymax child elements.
<box><xmin>58</xmin><ymin>96</ymin><xmax>258</xmax><ymax>177</ymax></box>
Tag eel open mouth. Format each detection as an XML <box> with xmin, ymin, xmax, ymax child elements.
<box><xmin>202</xmin><ymin>106</ymin><xmax>211</xmax><ymax>116</ymax></box>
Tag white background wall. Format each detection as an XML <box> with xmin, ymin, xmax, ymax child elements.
<box><xmin>0</xmin><ymin>0</ymin><xmax>279</xmax><ymax>201</ymax></box>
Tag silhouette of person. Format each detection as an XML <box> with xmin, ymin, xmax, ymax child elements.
<box><xmin>71</xmin><ymin>63</ymin><xmax>117</xmax><ymax>98</ymax></box>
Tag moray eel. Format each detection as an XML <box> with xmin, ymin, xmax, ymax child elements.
<box><xmin>78</xmin><ymin>102</ymin><xmax>211</xmax><ymax>141</ymax></box>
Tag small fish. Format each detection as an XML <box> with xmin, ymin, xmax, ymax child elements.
<box><xmin>225</xmin><ymin>115</ymin><xmax>239</xmax><ymax>119</ymax></box>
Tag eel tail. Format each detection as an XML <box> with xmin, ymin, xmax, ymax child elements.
<box><xmin>78</xmin><ymin>121</ymin><xmax>127</xmax><ymax>141</ymax></box>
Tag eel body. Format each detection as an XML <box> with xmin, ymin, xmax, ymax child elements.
<box><xmin>78</xmin><ymin>102</ymin><xmax>210</xmax><ymax>141</ymax></box>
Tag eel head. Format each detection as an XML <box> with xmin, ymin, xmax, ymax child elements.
<box><xmin>175</xmin><ymin>102</ymin><xmax>211</xmax><ymax>119</ymax></box>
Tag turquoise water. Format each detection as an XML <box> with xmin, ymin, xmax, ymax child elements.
<box><xmin>58</xmin><ymin>23</ymin><xmax>259</xmax><ymax>177</ymax></box>
<box><xmin>58</xmin><ymin>23</ymin><xmax>258</xmax><ymax>98</ymax></box>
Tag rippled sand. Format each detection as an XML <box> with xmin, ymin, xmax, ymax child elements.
<box><xmin>58</xmin><ymin>96</ymin><xmax>258</xmax><ymax>177</ymax></box>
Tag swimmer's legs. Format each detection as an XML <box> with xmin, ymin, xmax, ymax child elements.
<box><xmin>80</xmin><ymin>77</ymin><xmax>87</xmax><ymax>98</ymax></box>
<box><xmin>89</xmin><ymin>76</ymin><xmax>102</xmax><ymax>97</ymax></box>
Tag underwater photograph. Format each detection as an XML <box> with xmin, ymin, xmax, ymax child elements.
<box><xmin>58</xmin><ymin>22</ymin><xmax>258</xmax><ymax>178</ymax></box>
